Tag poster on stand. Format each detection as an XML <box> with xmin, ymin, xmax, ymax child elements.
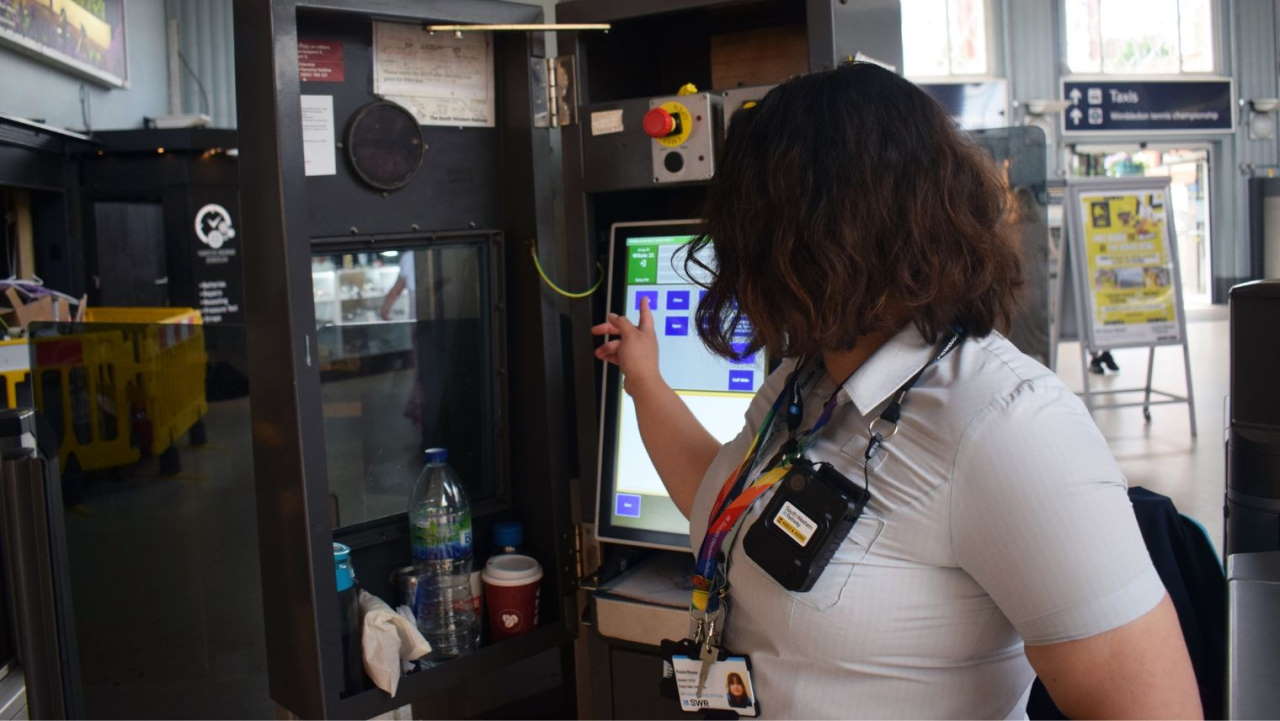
<box><xmin>1065</xmin><ymin>178</ymin><xmax>1185</xmax><ymax>350</ymax></box>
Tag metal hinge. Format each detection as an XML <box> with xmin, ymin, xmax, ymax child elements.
<box><xmin>532</xmin><ymin>55</ymin><xmax>576</xmax><ymax>128</ymax></box>
<box><xmin>573</xmin><ymin>522</ymin><xmax>601</xmax><ymax>591</ymax></box>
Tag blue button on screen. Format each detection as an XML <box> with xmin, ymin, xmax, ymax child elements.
<box><xmin>615</xmin><ymin>493</ymin><xmax>642</xmax><ymax>518</ymax></box>
<box><xmin>729</xmin><ymin>370</ymin><xmax>755</xmax><ymax>391</ymax></box>
<box><xmin>666</xmin><ymin>290</ymin><xmax>690</xmax><ymax>310</ymax></box>
<box><xmin>665</xmin><ymin>316</ymin><xmax>689</xmax><ymax>336</ymax></box>
<box><xmin>635</xmin><ymin>291</ymin><xmax>658</xmax><ymax>311</ymax></box>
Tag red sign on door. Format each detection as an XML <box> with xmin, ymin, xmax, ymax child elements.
<box><xmin>298</xmin><ymin>39</ymin><xmax>345</xmax><ymax>83</ymax></box>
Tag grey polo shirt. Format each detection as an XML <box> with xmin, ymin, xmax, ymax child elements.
<box><xmin>688</xmin><ymin>326</ymin><xmax>1165</xmax><ymax>719</ymax></box>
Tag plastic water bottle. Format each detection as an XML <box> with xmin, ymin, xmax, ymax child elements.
<box><xmin>333</xmin><ymin>543</ymin><xmax>364</xmax><ymax>694</ymax></box>
<box><xmin>408</xmin><ymin>448</ymin><xmax>479</xmax><ymax>660</ymax></box>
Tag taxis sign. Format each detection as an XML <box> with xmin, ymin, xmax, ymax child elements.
<box><xmin>1062</xmin><ymin>79</ymin><xmax>1234</xmax><ymax>134</ymax></box>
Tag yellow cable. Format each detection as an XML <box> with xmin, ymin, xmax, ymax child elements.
<box><xmin>529</xmin><ymin>243</ymin><xmax>603</xmax><ymax>299</ymax></box>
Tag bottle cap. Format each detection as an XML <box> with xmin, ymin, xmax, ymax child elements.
<box><xmin>333</xmin><ymin>542</ymin><xmax>355</xmax><ymax>592</ymax></box>
<box><xmin>424</xmin><ymin>447</ymin><xmax>448</xmax><ymax>463</ymax></box>
<box><xmin>493</xmin><ymin>521</ymin><xmax>523</xmax><ymax>549</ymax></box>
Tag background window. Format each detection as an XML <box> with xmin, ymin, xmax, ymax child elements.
<box><xmin>902</xmin><ymin>0</ymin><xmax>990</xmax><ymax>77</ymax></box>
<box><xmin>1065</xmin><ymin>0</ymin><xmax>1215</xmax><ymax>75</ymax></box>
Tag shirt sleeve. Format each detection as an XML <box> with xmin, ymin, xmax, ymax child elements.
<box><xmin>950</xmin><ymin>380</ymin><xmax>1166</xmax><ymax>646</ymax></box>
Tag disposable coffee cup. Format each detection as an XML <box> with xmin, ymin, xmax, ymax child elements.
<box><xmin>482</xmin><ymin>554</ymin><xmax>542</xmax><ymax>641</ymax></box>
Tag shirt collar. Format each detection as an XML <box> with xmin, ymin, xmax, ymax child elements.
<box><xmin>838</xmin><ymin>323</ymin><xmax>940</xmax><ymax>416</ymax></box>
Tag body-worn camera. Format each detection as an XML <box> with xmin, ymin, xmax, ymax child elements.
<box><xmin>741</xmin><ymin>459</ymin><xmax>870</xmax><ymax>592</ymax></box>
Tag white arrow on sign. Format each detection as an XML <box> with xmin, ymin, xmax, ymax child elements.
<box><xmin>1069</xmin><ymin>108</ymin><xmax>1083</xmax><ymax>125</ymax></box>
<box><xmin>1068</xmin><ymin>88</ymin><xmax>1083</xmax><ymax>105</ymax></box>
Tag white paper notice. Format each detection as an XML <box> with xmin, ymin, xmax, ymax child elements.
<box><xmin>372</xmin><ymin>22</ymin><xmax>495</xmax><ymax>127</ymax></box>
<box><xmin>300</xmin><ymin>95</ymin><xmax>336</xmax><ymax>176</ymax></box>
<box><xmin>591</xmin><ymin>109</ymin><xmax>625</xmax><ymax>136</ymax></box>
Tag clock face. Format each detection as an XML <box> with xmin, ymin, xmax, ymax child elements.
<box><xmin>346</xmin><ymin>100</ymin><xmax>424</xmax><ymax>191</ymax></box>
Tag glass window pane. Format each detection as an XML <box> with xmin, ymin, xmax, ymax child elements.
<box><xmin>314</xmin><ymin>243</ymin><xmax>500</xmax><ymax>529</ymax></box>
<box><xmin>902</xmin><ymin>0</ymin><xmax>951</xmax><ymax>77</ymax></box>
<box><xmin>1099</xmin><ymin>0</ymin><xmax>1181</xmax><ymax>74</ymax></box>
<box><xmin>1065</xmin><ymin>0</ymin><xmax>1102</xmax><ymax>73</ymax></box>
<box><xmin>40</xmin><ymin>369</ymin><xmax>64</xmax><ymax>448</ymax></box>
<box><xmin>947</xmin><ymin>0</ymin><xmax>988</xmax><ymax>74</ymax></box>
<box><xmin>28</xmin><ymin>320</ymin><xmax>273</xmax><ymax>718</ymax></box>
<box><xmin>1178</xmin><ymin>0</ymin><xmax>1214</xmax><ymax>72</ymax></box>
<box><xmin>97</xmin><ymin>364</ymin><xmax>118</xmax><ymax>441</ymax></box>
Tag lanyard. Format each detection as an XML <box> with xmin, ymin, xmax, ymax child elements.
<box><xmin>689</xmin><ymin>331</ymin><xmax>964</xmax><ymax>621</ymax></box>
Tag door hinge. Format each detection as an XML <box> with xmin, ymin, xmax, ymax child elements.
<box><xmin>573</xmin><ymin>522</ymin><xmax>600</xmax><ymax>591</ymax></box>
<box><xmin>532</xmin><ymin>55</ymin><xmax>576</xmax><ymax>128</ymax></box>
<box><xmin>573</xmin><ymin>521</ymin><xmax>587</xmax><ymax>582</ymax></box>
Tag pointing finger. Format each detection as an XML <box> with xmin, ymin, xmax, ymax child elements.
<box><xmin>637</xmin><ymin>296</ymin><xmax>654</xmax><ymax>333</ymax></box>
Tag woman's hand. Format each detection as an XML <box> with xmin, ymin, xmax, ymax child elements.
<box><xmin>589</xmin><ymin>295</ymin><xmax>717</xmax><ymax>518</ymax></box>
<box><xmin>592</xmin><ymin>296</ymin><xmax>661</xmax><ymax>395</ymax></box>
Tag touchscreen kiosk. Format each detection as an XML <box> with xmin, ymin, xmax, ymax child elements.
<box><xmin>596</xmin><ymin>220</ymin><xmax>768</xmax><ymax>550</ymax></box>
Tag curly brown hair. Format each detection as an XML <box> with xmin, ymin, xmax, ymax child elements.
<box><xmin>689</xmin><ymin>62</ymin><xmax>1023</xmax><ymax>360</ymax></box>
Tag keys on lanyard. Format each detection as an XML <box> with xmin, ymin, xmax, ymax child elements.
<box><xmin>695</xmin><ymin>594</ymin><xmax>726</xmax><ymax>695</ymax></box>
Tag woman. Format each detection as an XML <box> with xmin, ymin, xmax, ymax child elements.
<box><xmin>726</xmin><ymin>672</ymin><xmax>751</xmax><ymax>709</ymax></box>
<box><xmin>592</xmin><ymin>64</ymin><xmax>1200</xmax><ymax>719</ymax></box>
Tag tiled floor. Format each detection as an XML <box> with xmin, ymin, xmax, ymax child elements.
<box><xmin>1055</xmin><ymin>310</ymin><xmax>1228</xmax><ymax>550</ymax></box>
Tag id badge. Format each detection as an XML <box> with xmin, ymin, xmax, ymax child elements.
<box><xmin>670</xmin><ymin>654</ymin><xmax>760</xmax><ymax>717</ymax></box>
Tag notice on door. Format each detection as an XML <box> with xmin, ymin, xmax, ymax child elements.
<box><xmin>300</xmin><ymin>94</ymin><xmax>336</xmax><ymax>176</ymax></box>
<box><xmin>371</xmin><ymin>21</ymin><xmax>495</xmax><ymax>127</ymax></box>
<box><xmin>1074</xmin><ymin>188</ymin><xmax>1182</xmax><ymax>347</ymax></box>
<box><xmin>298</xmin><ymin>38</ymin><xmax>345</xmax><ymax>83</ymax></box>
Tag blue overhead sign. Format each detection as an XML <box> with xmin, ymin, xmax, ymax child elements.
<box><xmin>1061</xmin><ymin>79</ymin><xmax>1234</xmax><ymax>134</ymax></box>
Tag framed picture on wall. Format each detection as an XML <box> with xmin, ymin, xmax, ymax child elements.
<box><xmin>0</xmin><ymin>0</ymin><xmax>128</xmax><ymax>87</ymax></box>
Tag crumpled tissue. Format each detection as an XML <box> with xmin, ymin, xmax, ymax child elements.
<box><xmin>359</xmin><ymin>590</ymin><xmax>431</xmax><ymax>696</ymax></box>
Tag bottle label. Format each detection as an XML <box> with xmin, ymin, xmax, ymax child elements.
<box><xmin>411</xmin><ymin>513</ymin><xmax>473</xmax><ymax>561</ymax></box>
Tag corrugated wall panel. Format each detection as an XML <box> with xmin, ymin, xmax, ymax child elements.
<box><xmin>1227</xmin><ymin>0</ymin><xmax>1279</xmax><ymax>283</ymax></box>
<box><xmin>166</xmin><ymin>0</ymin><xmax>237</xmax><ymax>128</ymax></box>
<box><xmin>1006</xmin><ymin>0</ymin><xmax>1058</xmax><ymax>103</ymax></box>
<box><xmin>1005</xmin><ymin>0</ymin><xmax>1062</xmax><ymax>178</ymax></box>
<box><xmin>1234</xmin><ymin>0</ymin><xmax>1279</xmax><ymax>168</ymax></box>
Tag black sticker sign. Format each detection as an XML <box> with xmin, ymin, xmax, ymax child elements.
<box><xmin>192</xmin><ymin>199</ymin><xmax>243</xmax><ymax>325</ymax></box>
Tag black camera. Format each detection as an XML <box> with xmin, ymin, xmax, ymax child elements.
<box><xmin>741</xmin><ymin>460</ymin><xmax>870</xmax><ymax>592</ymax></box>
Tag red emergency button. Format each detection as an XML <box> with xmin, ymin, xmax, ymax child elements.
<box><xmin>643</xmin><ymin>107</ymin><xmax>678</xmax><ymax>138</ymax></box>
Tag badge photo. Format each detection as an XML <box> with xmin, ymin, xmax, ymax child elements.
<box><xmin>671</xmin><ymin>655</ymin><xmax>760</xmax><ymax>717</ymax></box>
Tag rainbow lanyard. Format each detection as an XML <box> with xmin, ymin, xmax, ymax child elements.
<box><xmin>689</xmin><ymin>332</ymin><xmax>964</xmax><ymax>618</ymax></box>
<box><xmin>690</xmin><ymin>361</ymin><xmax>836</xmax><ymax>614</ymax></box>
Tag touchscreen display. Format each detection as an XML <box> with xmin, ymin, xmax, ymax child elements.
<box><xmin>606</xmin><ymin>232</ymin><xmax>767</xmax><ymax>540</ymax></box>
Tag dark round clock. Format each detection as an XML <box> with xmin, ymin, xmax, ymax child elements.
<box><xmin>345</xmin><ymin>100</ymin><xmax>424</xmax><ymax>191</ymax></box>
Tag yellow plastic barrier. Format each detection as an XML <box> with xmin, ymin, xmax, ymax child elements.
<box><xmin>14</xmin><ymin>307</ymin><xmax>208</xmax><ymax>474</ymax></box>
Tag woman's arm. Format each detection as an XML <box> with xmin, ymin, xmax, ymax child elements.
<box><xmin>1026</xmin><ymin>595</ymin><xmax>1201</xmax><ymax>719</ymax></box>
<box><xmin>951</xmin><ymin>383</ymin><xmax>1201</xmax><ymax>719</ymax></box>
<box><xmin>379</xmin><ymin>276</ymin><xmax>407</xmax><ymax>320</ymax></box>
<box><xmin>592</xmin><ymin>297</ymin><xmax>720</xmax><ymax>518</ymax></box>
